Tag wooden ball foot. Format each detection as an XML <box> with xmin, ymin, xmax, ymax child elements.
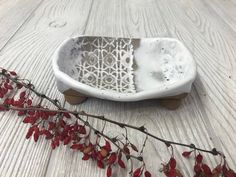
<box><xmin>159</xmin><ymin>93</ymin><xmax>188</xmax><ymax>110</ymax></box>
<box><xmin>63</xmin><ymin>89</ymin><xmax>88</xmax><ymax>105</ymax></box>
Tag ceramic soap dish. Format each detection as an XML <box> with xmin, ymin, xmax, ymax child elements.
<box><xmin>52</xmin><ymin>36</ymin><xmax>197</xmax><ymax>109</ymax></box>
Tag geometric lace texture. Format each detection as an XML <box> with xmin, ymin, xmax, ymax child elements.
<box><xmin>70</xmin><ymin>37</ymin><xmax>136</xmax><ymax>93</ymax></box>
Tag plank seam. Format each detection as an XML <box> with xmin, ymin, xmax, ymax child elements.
<box><xmin>0</xmin><ymin>0</ymin><xmax>46</xmax><ymax>53</ymax></box>
<box><xmin>82</xmin><ymin>0</ymin><xmax>95</xmax><ymax>34</ymax></box>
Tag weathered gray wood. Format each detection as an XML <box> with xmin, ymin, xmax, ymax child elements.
<box><xmin>0</xmin><ymin>0</ymin><xmax>44</xmax><ymax>50</ymax></box>
<box><xmin>201</xmin><ymin>0</ymin><xmax>236</xmax><ymax>32</ymax></box>
<box><xmin>0</xmin><ymin>0</ymin><xmax>235</xmax><ymax>177</ymax></box>
<box><xmin>0</xmin><ymin>0</ymin><xmax>93</xmax><ymax>177</ymax></box>
<box><xmin>153</xmin><ymin>0</ymin><xmax>236</xmax><ymax>167</ymax></box>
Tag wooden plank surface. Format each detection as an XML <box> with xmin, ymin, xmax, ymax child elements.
<box><xmin>0</xmin><ymin>0</ymin><xmax>93</xmax><ymax>176</ymax></box>
<box><xmin>0</xmin><ymin>0</ymin><xmax>44</xmax><ymax>50</ymax></box>
<box><xmin>201</xmin><ymin>0</ymin><xmax>236</xmax><ymax>32</ymax></box>
<box><xmin>154</xmin><ymin>0</ymin><xmax>236</xmax><ymax>165</ymax></box>
<box><xmin>0</xmin><ymin>0</ymin><xmax>235</xmax><ymax>177</ymax></box>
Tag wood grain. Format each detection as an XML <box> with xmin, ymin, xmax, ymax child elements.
<box><xmin>152</xmin><ymin>0</ymin><xmax>236</xmax><ymax>167</ymax></box>
<box><xmin>0</xmin><ymin>0</ymin><xmax>235</xmax><ymax>176</ymax></box>
<box><xmin>201</xmin><ymin>0</ymin><xmax>236</xmax><ymax>32</ymax></box>
<box><xmin>0</xmin><ymin>0</ymin><xmax>93</xmax><ymax>177</ymax></box>
<box><xmin>0</xmin><ymin>0</ymin><xmax>44</xmax><ymax>50</ymax></box>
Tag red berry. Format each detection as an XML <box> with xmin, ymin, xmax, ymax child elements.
<box><xmin>34</xmin><ymin>132</ymin><xmax>39</xmax><ymax>142</ymax></box>
<box><xmin>118</xmin><ymin>159</ymin><xmax>125</xmax><ymax>168</ymax></box>
<box><xmin>97</xmin><ymin>160</ymin><xmax>104</xmax><ymax>169</ymax></box>
<box><xmin>212</xmin><ymin>165</ymin><xmax>222</xmax><ymax>174</ymax></box>
<box><xmin>77</xmin><ymin>144</ymin><xmax>84</xmax><ymax>151</ymax></box>
<box><xmin>48</xmin><ymin>122</ymin><xmax>56</xmax><ymax>130</ymax></box>
<box><xmin>104</xmin><ymin>140</ymin><xmax>111</xmax><ymax>151</ymax></box>
<box><xmin>26</xmin><ymin>127</ymin><xmax>34</xmax><ymax>139</ymax></box>
<box><xmin>20</xmin><ymin>91</ymin><xmax>26</xmax><ymax>99</ymax></box>
<box><xmin>196</xmin><ymin>154</ymin><xmax>203</xmax><ymax>163</ymax></box>
<box><xmin>202</xmin><ymin>164</ymin><xmax>212</xmax><ymax>175</ymax></box>
<box><xmin>91</xmin><ymin>151</ymin><xmax>98</xmax><ymax>159</ymax></box>
<box><xmin>144</xmin><ymin>170</ymin><xmax>152</xmax><ymax>177</ymax></box>
<box><xmin>169</xmin><ymin>157</ymin><xmax>176</xmax><ymax>169</ymax></box>
<box><xmin>18</xmin><ymin>98</ymin><xmax>25</xmax><ymax>105</ymax></box>
<box><xmin>3</xmin><ymin>98</ymin><xmax>10</xmax><ymax>105</ymax></box>
<box><xmin>16</xmin><ymin>83</ymin><xmax>23</xmax><ymax>89</ymax></box>
<box><xmin>70</xmin><ymin>144</ymin><xmax>80</xmax><ymax>150</ymax></box>
<box><xmin>28</xmin><ymin>110</ymin><xmax>35</xmax><ymax>115</ymax></box>
<box><xmin>39</xmin><ymin>129</ymin><xmax>46</xmax><ymax>135</ymax></box>
<box><xmin>45</xmin><ymin>131</ymin><xmax>53</xmax><ymax>139</ymax></box>
<box><xmin>27</xmin><ymin>99</ymin><xmax>32</xmax><ymax>105</ymax></box>
<box><xmin>168</xmin><ymin>168</ymin><xmax>177</xmax><ymax>177</ymax></box>
<box><xmin>63</xmin><ymin>112</ymin><xmax>71</xmax><ymax>118</ymax></box>
<box><xmin>108</xmin><ymin>152</ymin><xmax>117</xmax><ymax>164</ymax></box>
<box><xmin>182</xmin><ymin>151</ymin><xmax>192</xmax><ymax>158</ymax></box>
<box><xmin>194</xmin><ymin>164</ymin><xmax>202</xmax><ymax>173</ymax></box>
<box><xmin>82</xmin><ymin>154</ymin><xmax>90</xmax><ymax>161</ymax></box>
<box><xmin>33</xmin><ymin>127</ymin><xmax>39</xmax><ymax>142</ymax></box>
<box><xmin>133</xmin><ymin>168</ymin><xmax>142</xmax><ymax>177</ymax></box>
<box><xmin>4</xmin><ymin>83</ymin><xmax>13</xmax><ymax>90</ymax></box>
<box><xmin>107</xmin><ymin>166</ymin><xmax>112</xmax><ymax>177</ymax></box>
<box><xmin>48</xmin><ymin>111</ymin><xmax>57</xmax><ymax>116</ymax></box>
<box><xmin>51</xmin><ymin>141</ymin><xmax>56</xmax><ymax>149</ymax></box>
<box><xmin>0</xmin><ymin>105</ymin><xmax>6</xmax><ymax>111</ymax></box>
<box><xmin>63</xmin><ymin>136</ymin><xmax>71</xmax><ymax>145</ymax></box>
<box><xmin>123</xmin><ymin>145</ymin><xmax>130</xmax><ymax>155</ymax></box>
<box><xmin>53</xmin><ymin>138</ymin><xmax>60</xmax><ymax>147</ymax></box>
<box><xmin>78</xmin><ymin>126</ymin><xmax>86</xmax><ymax>134</ymax></box>
<box><xmin>10</xmin><ymin>71</ymin><xmax>17</xmax><ymax>76</ymax></box>
<box><xmin>23</xmin><ymin>116</ymin><xmax>32</xmax><ymax>123</ymax></box>
<box><xmin>18</xmin><ymin>110</ymin><xmax>26</xmax><ymax>116</ymax></box>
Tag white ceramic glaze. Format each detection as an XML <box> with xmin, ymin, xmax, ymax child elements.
<box><xmin>52</xmin><ymin>36</ymin><xmax>197</xmax><ymax>102</ymax></box>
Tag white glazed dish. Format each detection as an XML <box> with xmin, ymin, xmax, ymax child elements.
<box><xmin>52</xmin><ymin>36</ymin><xmax>197</xmax><ymax>102</ymax></box>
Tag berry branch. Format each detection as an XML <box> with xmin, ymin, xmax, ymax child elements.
<box><xmin>0</xmin><ymin>103</ymin><xmax>222</xmax><ymax>156</ymax></box>
<box><xmin>0</xmin><ymin>67</ymin><xmax>235</xmax><ymax>177</ymax></box>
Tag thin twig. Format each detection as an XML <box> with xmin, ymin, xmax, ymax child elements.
<box><xmin>0</xmin><ymin>71</ymin><xmax>222</xmax><ymax>157</ymax></box>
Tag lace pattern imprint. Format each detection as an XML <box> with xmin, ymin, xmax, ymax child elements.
<box><xmin>71</xmin><ymin>37</ymin><xmax>136</xmax><ymax>93</ymax></box>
